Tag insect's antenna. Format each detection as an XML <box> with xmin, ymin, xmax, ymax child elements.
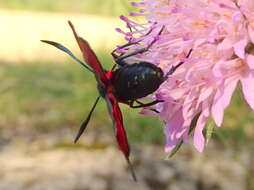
<box><xmin>165</xmin><ymin>49</ymin><xmax>193</xmax><ymax>79</ymax></box>
<box><xmin>41</xmin><ymin>40</ymin><xmax>94</xmax><ymax>73</ymax></box>
<box><xmin>74</xmin><ymin>96</ymin><xmax>101</xmax><ymax>143</ymax></box>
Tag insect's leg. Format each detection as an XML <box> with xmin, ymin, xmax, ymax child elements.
<box><xmin>112</xmin><ymin>24</ymin><xmax>139</xmax><ymax>67</ymax></box>
<box><xmin>112</xmin><ymin>22</ymin><xmax>145</xmax><ymax>58</ymax></box>
<box><xmin>115</xmin><ymin>26</ymin><xmax>165</xmax><ymax>63</ymax></box>
<box><xmin>131</xmin><ymin>99</ymin><xmax>163</xmax><ymax>108</ymax></box>
<box><xmin>146</xmin><ymin>108</ymin><xmax>160</xmax><ymax>114</ymax></box>
<box><xmin>128</xmin><ymin>100</ymin><xmax>162</xmax><ymax>113</ymax></box>
<box><xmin>127</xmin><ymin>100</ymin><xmax>135</xmax><ymax>107</ymax></box>
<box><xmin>111</xmin><ymin>41</ymin><xmax>141</xmax><ymax>67</ymax></box>
<box><xmin>165</xmin><ymin>49</ymin><xmax>193</xmax><ymax>78</ymax></box>
<box><xmin>111</xmin><ymin>41</ymin><xmax>140</xmax><ymax>59</ymax></box>
<box><xmin>128</xmin><ymin>100</ymin><xmax>164</xmax><ymax>108</ymax></box>
<box><xmin>112</xmin><ymin>24</ymin><xmax>159</xmax><ymax>66</ymax></box>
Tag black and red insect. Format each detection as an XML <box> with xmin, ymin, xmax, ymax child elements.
<box><xmin>41</xmin><ymin>21</ymin><xmax>191</xmax><ymax>180</ymax></box>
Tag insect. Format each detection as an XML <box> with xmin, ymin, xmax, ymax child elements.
<box><xmin>41</xmin><ymin>21</ymin><xmax>191</xmax><ymax>181</ymax></box>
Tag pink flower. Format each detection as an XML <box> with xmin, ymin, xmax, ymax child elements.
<box><xmin>117</xmin><ymin>0</ymin><xmax>254</xmax><ymax>152</ymax></box>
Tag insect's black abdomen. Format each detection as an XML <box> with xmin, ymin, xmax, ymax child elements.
<box><xmin>111</xmin><ymin>62</ymin><xmax>164</xmax><ymax>102</ymax></box>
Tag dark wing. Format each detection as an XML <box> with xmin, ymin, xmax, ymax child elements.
<box><xmin>105</xmin><ymin>92</ymin><xmax>137</xmax><ymax>181</ymax></box>
<box><xmin>68</xmin><ymin>21</ymin><xmax>108</xmax><ymax>84</ymax></box>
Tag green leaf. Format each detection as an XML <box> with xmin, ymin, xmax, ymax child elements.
<box><xmin>205</xmin><ymin>121</ymin><xmax>215</xmax><ymax>145</ymax></box>
<box><xmin>165</xmin><ymin>140</ymin><xmax>183</xmax><ymax>159</ymax></box>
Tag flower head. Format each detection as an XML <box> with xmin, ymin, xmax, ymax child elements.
<box><xmin>117</xmin><ymin>0</ymin><xmax>254</xmax><ymax>152</ymax></box>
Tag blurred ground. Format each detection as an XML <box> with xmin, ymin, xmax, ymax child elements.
<box><xmin>0</xmin><ymin>134</ymin><xmax>249</xmax><ymax>190</ymax></box>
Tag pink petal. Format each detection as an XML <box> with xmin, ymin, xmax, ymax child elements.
<box><xmin>211</xmin><ymin>78</ymin><xmax>238</xmax><ymax>127</ymax></box>
<box><xmin>164</xmin><ymin>109</ymin><xmax>184</xmax><ymax>152</ymax></box>
<box><xmin>161</xmin><ymin>104</ymin><xmax>176</xmax><ymax>120</ymax></box>
<box><xmin>219</xmin><ymin>3</ymin><xmax>238</xmax><ymax>11</ymax></box>
<box><xmin>213</xmin><ymin>59</ymin><xmax>239</xmax><ymax>77</ymax></box>
<box><xmin>197</xmin><ymin>87</ymin><xmax>214</xmax><ymax>106</ymax></box>
<box><xmin>183</xmin><ymin>90</ymin><xmax>197</xmax><ymax>119</ymax></box>
<box><xmin>213</xmin><ymin>60</ymin><xmax>224</xmax><ymax>78</ymax></box>
<box><xmin>202</xmin><ymin>98</ymin><xmax>211</xmax><ymax>117</ymax></box>
<box><xmin>222</xmin><ymin>78</ymin><xmax>238</xmax><ymax>109</ymax></box>
<box><xmin>211</xmin><ymin>86</ymin><xmax>224</xmax><ymax>127</ymax></box>
<box><xmin>246</xmin><ymin>54</ymin><xmax>254</xmax><ymax>70</ymax></box>
<box><xmin>193</xmin><ymin>113</ymin><xmax>207</xmax><ymax>152</ymax></box>
<box><xmin>233</xmin><ymin>39</ymin><xmax>248</xmax><ymax>59</ymax></box>
<box><xmin>182</xmin><ymin>118</ymin><xmax>193</xmax><ymax>142</ymax></box>
<box><xmin>139</xmin><ymin>108</ymin><xmax>158</xmax><ymax>116</ymax></box>
<box><xmin>248</xmin><ymin>26</ymin><xmax>254</xmax><ymax>44</ymax></box>
<box><xmin>232</xmin><ymin>12</ymin><xmax>242</xmax><ymax>22</ymax></box>
<box><xmin>241</xmin><ymin>71</ymin><xmax>254</xmax><ymax>110</ymax></box>
<box><xmin>217</xmin><ymin>39</ymin><xmax>234</xmax><ymax>59</ymax></box>
<box><xmin>217</xmin><ymin>38</ymin><xmax>233</xmax><ymax>51</ymax></box>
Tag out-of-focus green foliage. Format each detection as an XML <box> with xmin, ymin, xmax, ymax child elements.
<box><xmin>0</xmin><ymin>0</ymin><xmax>135</xmax><ymax>16</ymax></box>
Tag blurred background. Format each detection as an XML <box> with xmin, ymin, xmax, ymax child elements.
<box><xmin>0</xmin><ymin>0</ymin><xmax>254</xmax><ymax>189</ymax></box>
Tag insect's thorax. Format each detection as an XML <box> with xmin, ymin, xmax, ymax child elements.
<box><xmin>111</xmin><ymin>62</ymin><xmax>164</xmax><ymax>102</ymax></box>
